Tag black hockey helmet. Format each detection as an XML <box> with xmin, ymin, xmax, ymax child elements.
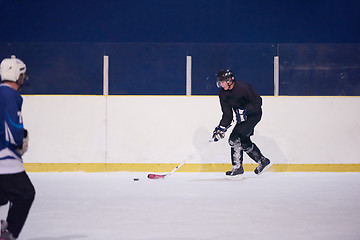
<box><xmin>216</xmin><ymin>69</ymin><xmax>234</xmax><ymax>88</ymax></box>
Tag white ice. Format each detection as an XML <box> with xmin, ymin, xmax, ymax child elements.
<box><xmin>1</xmin><ymin>172</ymin><xmax>360</xmax><ymax>240</ymax></box>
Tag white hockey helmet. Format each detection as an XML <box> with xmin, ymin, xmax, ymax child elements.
<box><xmin>0</xmin><ymin>55</ymin><xmax>27</xmax><ymax>82</ymax></box>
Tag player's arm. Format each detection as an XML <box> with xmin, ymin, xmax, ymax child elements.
<box><xmin>4</xmin><ymin>98</ymin><xmax>25</xmax><ymax>148</ymax></box>
<box><xmin>219</xmin><ymin>95</ymin><xmax>233</xmax><ymax>127</ymax></box>
<box><xmin>212</xmin><ymin>96</ymin><xmax>232</xmax><ymax>142</ymax></box>
<box><xmin>235</xmin><ymin>85</ymin><xmax>262</xmax><ymax>122</ymax></box>
<box><xmin>243</xmin><ymin>84</ymin><xmax>262</xmax><ymax>116</ymax></box>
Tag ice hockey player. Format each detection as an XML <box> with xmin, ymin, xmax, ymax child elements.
<box><xmin>0</xmin><ymin>55</ymin><xmax>35</xmax><ymax>240</ymax></box>
<box><xmin>212</xmin><ymin>69</ymin><xmax>272</xmax><ymax>177</ymax></box>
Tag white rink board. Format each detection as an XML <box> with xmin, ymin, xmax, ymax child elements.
<box><xmin>257</xmin><ymin>96</ymin><xmax>360</xmax><ymax>164</ymax></box>
<box><xmin>106</xmin><ymin>96</ymin><xmax>226</xmax><ymax>164</ymax></box>
<box><xmin>22</xmin><ymin>95</ymin><xmax>107</xmax><ymax>163</ymax></box>
<box><xmin>21</xmin><ymin>96</ymin><xmax>360</xmax><ymax>164</ymax></box>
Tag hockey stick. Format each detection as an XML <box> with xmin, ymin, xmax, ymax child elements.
<box><xmin>147</xmin><ymin>139</ymin><xmax>214</xmax><ymax>179</ymax></box>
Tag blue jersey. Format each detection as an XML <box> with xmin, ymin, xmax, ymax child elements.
<box><xmin>0</xmin><ymin>84</ymin><xmax>25</xmax><ymax>166</ymax></box>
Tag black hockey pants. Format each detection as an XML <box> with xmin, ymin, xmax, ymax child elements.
<box><xmin>228</xmin><ymin>112</ymin><xmax>265</xmax><ymax>165</ymax></box>
<box><xmin>0</xmin><ymin>171</ymin><xmax>35</xmax><ymax>238</ymax></box>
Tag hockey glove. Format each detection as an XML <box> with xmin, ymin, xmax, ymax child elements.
<box><xmin>212</xmin><ymin>125</ymin><xmax>229</xmax><ymax>142</ymax></box>
<box><xmin>16</xmin><ymin>129</ymin><xmax>29</xmax><ymax>156</ymax></box>
<box><xmin>235</xmin><ymin>108</ymin><xmax>247</xmax><ymax>122</ymax></box>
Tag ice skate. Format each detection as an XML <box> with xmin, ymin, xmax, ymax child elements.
<box><xmin>254</xmin><ymin>157</ymin><xmax>272</xmax><ymax>175</ymax></box>
<box><xmin>0</xmin><ymin>231</ymin><xmax>16</xmax><ymax>240</ymax></box>
<box><xmin>226</xmin><ymin>165</ymin><xmax>244</xmax><ymax>179</ymax></box>
<box><xmin>0</xmin><ymin>221</ymin><xmax>16</xmax><ymax>240</ymax></box>
<box><xmin>0</xmin><ymin>220</ymin><xmax>6</xmax><ymax>234</ymax></box>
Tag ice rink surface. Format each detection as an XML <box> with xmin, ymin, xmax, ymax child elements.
<box><xmin>1</xmin><ymin>172</ymin><xmax>360</xmax><ymax>240</ymax></box>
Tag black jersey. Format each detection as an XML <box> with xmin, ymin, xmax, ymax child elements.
<box><xmin>219</xmin><ymin>81</ymin><xmax>262</xmax><ymax>127</ymax></box>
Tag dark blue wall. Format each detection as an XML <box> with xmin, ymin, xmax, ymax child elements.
<box><xmin>279</xmin><ymin>44</ymin><xmax>360</xmax><ymax>95</ymax></box>
<box><xmin>1</xmin><ymin>0</ymin><xmax>360</xmax><ymax>43</ymax></box>
<box><xmin>0</xmin><ymin>42</ymin><xmax>277</xmax><ymax>95</ymax></box>
<box><xmin>2</xmin><ymin>42</ymin><xmax>359</xmax><ymax>95</ymax></box>
<box><xmin>106</xmin><ymin>43</ymin><xmax>188</xmax><ymax>95</ymax></box>
<box><xmin>1</xmin><ymin>0</ymin><xmax>360</xmax><ymax>95</ymax></box>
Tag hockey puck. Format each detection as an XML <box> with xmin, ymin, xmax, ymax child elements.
<box><xmin>133</xmin><ymin>178</ymin><xmax>139</xmax><ymax>181</ymax></box>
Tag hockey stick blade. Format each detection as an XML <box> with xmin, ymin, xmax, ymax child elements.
<box><xmin>148</xmin><ymin>139</ymin><xmax>214</xmax><ymax>180</ymax></box>
<box><xmin>148</xmin><ymin>173</ymin><xmax>166</xmax><ymax>179</ymax></box>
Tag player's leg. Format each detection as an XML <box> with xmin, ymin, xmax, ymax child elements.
<box><xmin>231</xmin><ymin>114</ymin><xmax>261</xmax><ymax>163</ymax></box>
<box><xmin>0</xmin><ymin>177</ymin><xmax>10</xmax><ymax>238</ymax></box>
<box><xmin>240</xmin><ymin>136</ymin><xmax>271</xmax><ymax>175</ymax></box>
<box><xmin>2</xmin><ymin>171</ymin><xmax>35</xmax><ymax>239</ymax></box>
<box><xmin>0</xmin><ymin>190</ymin><xmax>14</xmax><ymax>240</ymax></box>
<box><xmin>227</xmin><ymin>135</ymin><xmax>244</xmax><ymax>177</ymax></box>
<box><xmin>226</xmin><ymin>120</ymin><xmax>257</xmax><ymax>177</ymax></box>
<box><xmin>232</xmin><ymin>114</ymin><xmax>272</xmax><ymax>175</ymax></box>
<box><xmin>0</xmin><ymin>188</ymin><xmax>8</xmax><ymax>207</ymax></box>
<box><xmin>0</xmin><ymin>192</ymin><xmax>9</xmax><ymax>239</ymax></box>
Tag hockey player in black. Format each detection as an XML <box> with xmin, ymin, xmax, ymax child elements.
<box><xmin>212</xmin><ymin>69</ymin><xmax>272</xmax><ymax>177</ymax></box>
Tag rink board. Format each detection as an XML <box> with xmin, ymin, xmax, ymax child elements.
<box><xmin>24</xmin><ymin>163</ymin><xmax>360</xmax><ymax>173</ymax></box>
<box><xmin>20</xmin><ymin>96</ymin><xmax>360</xmax><ymax>169</ymax></box>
